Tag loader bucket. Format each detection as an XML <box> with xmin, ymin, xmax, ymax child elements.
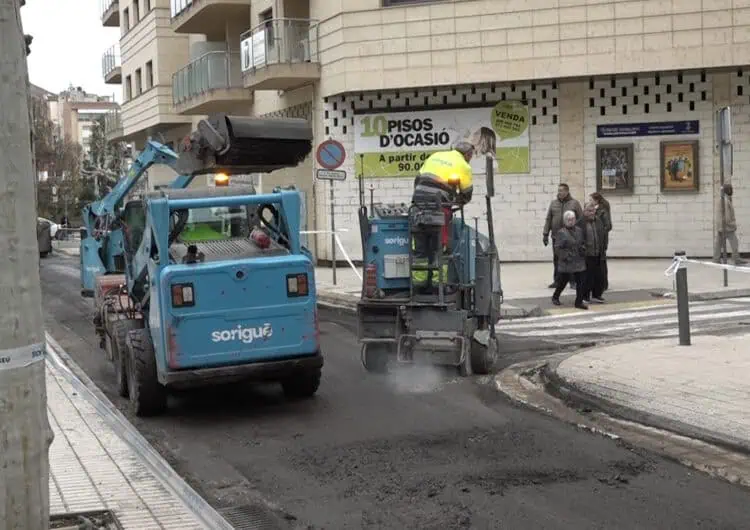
<box><xmin>176</xmin><ymin>113</ymin><xmax>313</xmax><ymax>176</ymax></box>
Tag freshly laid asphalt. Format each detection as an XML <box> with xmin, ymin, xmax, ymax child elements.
<box><xmin>41</xmin><ymin>253</ymin><xmax>750</xmax><ymax>529</ymax></box>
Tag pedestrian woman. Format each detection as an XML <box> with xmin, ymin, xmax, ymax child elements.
<box><xmin>580</xmin><ymin>202</ymin><xmax>606</xmax><ymax>303</ymax></box>
<box><xmin>590</xmin><ymin>192</ymin><xmax>612</xmax><ymax>291</ymax></box>
<box><xmin>552</xmin><ymin>210</ymin><xmax>587</xmax><ymax>310</ymax></box>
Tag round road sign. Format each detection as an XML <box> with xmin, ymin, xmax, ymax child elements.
<box><xmin>316</xmin><ymin>139</ymin><xmax>346</xmax><ymax>170</ymax></box>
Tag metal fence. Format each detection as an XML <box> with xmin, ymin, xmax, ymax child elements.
<box><xmin>239</xmin><ymin>18</ymin><xmax>319</xmax><ymax>72</ymax></box>
<box><xmin>172</xmin><ymin>51</ymin><xmax>243</xmax><ymax>106</ymax></box>
<box><xmin>171</xmin><ymin>0</ymin><xmax>192</xmax><ymax>18</ymax></box>
<box><xmin>102</xmin><ymin>45</ymin><xmax>120</xmax><ymax>78</ymax></box>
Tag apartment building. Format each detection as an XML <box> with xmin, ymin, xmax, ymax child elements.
<box><xmin>100</xmin><ymin>0</ymin><xmax>750</xmax><ymax>262</ymax></box>
<box><xmin>46</xmin><ymin>85</ymin><xmax>120</xmax><ymax>158</ymax></box>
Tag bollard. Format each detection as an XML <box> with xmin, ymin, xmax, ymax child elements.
<box><xmin>674</xmin><ymin>250</ymin><xmax>691</xmax><ymax>346</ymax></box>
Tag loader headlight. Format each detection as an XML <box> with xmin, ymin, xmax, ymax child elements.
<box><xmin>286</xmin><ymin>273</ymin><xmax>309</xmax><ymax>297</ymax></box>
<box><xmin>171</xmin><ymin>283</ymin><xmax>195</xmax><ymax>307</ymax></box>
<box><xmin>214</xmin><ymin>173</ymin><xmax>229</xmax><ymax>187</ymax></box>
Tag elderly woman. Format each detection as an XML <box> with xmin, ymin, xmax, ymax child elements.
<box><xmin>552</xmin><ymin>210</ymin><xmax>587</xmax><ymax>310</ymax></box>
<box><xmin>580</xmin><ymin>201</ymin><xmax>607</xmax><ymax>303</ymax></box>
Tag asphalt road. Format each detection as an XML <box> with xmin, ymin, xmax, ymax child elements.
<box><xmin>41</xmin><ymin>253</ymin><xmax>750</xmax><ymax>529</ymax></box>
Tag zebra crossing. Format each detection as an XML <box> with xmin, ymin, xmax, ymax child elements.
<box><xmin>496</xmin><ymin>298</ymin><xmax>750</xmax><ymax>343</ymax></box>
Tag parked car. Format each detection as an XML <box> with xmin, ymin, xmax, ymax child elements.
<box><xmin>37</xmin><ymin>218</ymin><xmax>53</xmax><ymax>258</ymax></box>
<box><xmin>38</xmin><ymin>217</ymin><xmax>59</xmax><ymax>239</ymax></box>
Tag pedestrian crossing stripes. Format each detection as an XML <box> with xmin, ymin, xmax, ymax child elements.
<box><xmin>496</xmin><ymin>299</ymin><xmax>750</xmax><ymax>340</ymax></box>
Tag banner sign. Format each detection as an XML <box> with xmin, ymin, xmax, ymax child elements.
<box><xmin>597</xmin><ymin>120</ymin><xmax>700</xmax><ymax>138</ymax></box>
<box><xmin>354</xmin><ymin>101</ymin><xmax>530</xmax><ymax>178</ymax></box>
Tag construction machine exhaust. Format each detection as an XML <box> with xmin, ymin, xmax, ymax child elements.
<box><xmin>176</xmin><ymin>113</ymin><xmax>313</xmax><ymax>176</ymax></box>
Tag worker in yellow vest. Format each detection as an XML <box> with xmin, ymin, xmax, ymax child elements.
<box><xmin>410</xmin><ymin>142</ymin><xmax>475</xmax><ymax>292</ymax></box>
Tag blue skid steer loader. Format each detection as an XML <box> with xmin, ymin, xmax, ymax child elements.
<box><xmin>83</xmin><ymin>114</ymin><xmax>322</xmax><ymax>416</ymax></box>
<box><xmin>356</xmin><ymin>155</ymin><xmax>503</xmax><ymax>376</ymax></box>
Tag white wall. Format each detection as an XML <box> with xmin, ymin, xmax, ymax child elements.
<box><xmin>320</xmin><ymin>81</ymin><xmax>560</xmax><ymax>262</ymax></box>
<box><xmin>584</xmin><ymin>71</ymin><xmax>715</xmax><ymax>257</ymax></box>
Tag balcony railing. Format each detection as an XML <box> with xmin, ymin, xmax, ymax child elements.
<box><xmin>104</xmin><ymin>109</ymin><xmax>122</xmax><ymax>138</ymax></box>
<box><xmin>102</xmin><ymin>45</ymin><xmax>121</xmax><ymax>78</ymax></box>
<box><xmin>171</xmin><ymin>0</ymin><xmax>192</xmax><ymax>18</ymax></box>
<box><xmin>100</xmin><ymin>0</ymin><xmax>119</xmax><ymax>20</ymax></box>
<box><xmin>240</xmin><ymin>18</ymin><xmax>318</xmax><ymax>72</ymax></box>
<box><xmin>172</xmin><ymin>51</ymin><xmax>243</xmax><ymax>106</ymax></box>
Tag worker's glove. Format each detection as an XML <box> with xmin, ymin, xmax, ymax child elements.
<box><xmin>543</xmin><ymin>234</ymin><xmax>549</xmax><ymax>247</ymax></box>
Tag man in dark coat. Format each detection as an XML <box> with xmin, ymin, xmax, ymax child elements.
<box><xmin>579</xmin><ymin>202</ymin><xmax>606</xmax><ymax>303</ymax></box>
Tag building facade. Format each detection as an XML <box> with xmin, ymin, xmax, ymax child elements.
<box><xmin>100</xmin><ymin>0</ymin><xmax>750</xmax><ymax>262</ymax></box>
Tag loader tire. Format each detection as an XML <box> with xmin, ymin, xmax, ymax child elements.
<box><xmin>281</xmin><ymin>366</ymin><xmax>322</xmax><ymax>399</ymax></box>
<box><xmin>126</xmin><ymin>328</ymin><xmax>167</xmax><ymax>417</ymax></box>
<box><xmin>112</xmin><ymin>319</ymin><xmax>142</xmax><ymax>398</ymax></box>
<box><xmin>470</xmin><ymin>337</ymin><xmax>498</xmax><ymax>376</ymax></box>
<box><xmin>362</xmin><ymin>344</ymin><xmax>390</xmax><ymax>374</ymax></box>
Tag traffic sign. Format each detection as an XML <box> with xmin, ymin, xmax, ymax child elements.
<box><xmin>316</xmin><ymin>169</ymin><xmax>346</xmax><ymax>181</ymax></box>
<box><xmin>316</xmin><ymin>139</ymin><xmax>346</xmax><ymax>170</ymax></box>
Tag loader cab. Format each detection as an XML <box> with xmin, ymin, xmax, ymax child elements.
<box><xmin>120</xmin><ymin>200</ymin><xmax>146</xmax><ymax>258</ymax></box>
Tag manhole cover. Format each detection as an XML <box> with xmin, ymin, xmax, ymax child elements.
<box><xmin>218</xmin><ymin>503</ymin><xmax>292</xmax><ymax>530</ymax></box>
<box><xmin>50</xmin><ymin>509</ymin><xmax>120</xmax><ymax>529</ymax></box>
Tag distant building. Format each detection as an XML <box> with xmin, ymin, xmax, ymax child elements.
<box><xmin>46</xmin><ymin>84</ymin><xmax>120</xmax><ymax>157</ymax></box>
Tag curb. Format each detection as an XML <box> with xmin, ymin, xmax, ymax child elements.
<box><xmin>540</xmin><ymin>356</ymin><xmax>750</xmax><ymax>457</ymax></box>
<box><xmin>317</xmin><ymin>291</ymin><xmax>542</xmax><ymax>319</ymax></box>
<box><xmin>45</xmin><ymin>334</ymin><xmax>234</xmax><ymax>530</ymax></box>
<box><xmin>650</xmin><ymin>287</ymin><xmax>750</xmax><ymax>301</ymax></box>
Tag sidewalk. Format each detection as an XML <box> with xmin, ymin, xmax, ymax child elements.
<box><xmin>315</xmin><ymin>258</ymin><xmax>750</xmax><ymax>316</ymax></box>
<box><xmin>45</xmin><ymin>338</ymin><xmax>230</xmax><ymax>529</ymax></box>
<box><xmin>54</xmin><ymin>242</ymin><xmax>750</xmax><ymax>317</ymax></box>
<box><xmin>547</xmin><ymin>333</ymin><xmax>750</xmax><ymax>453</ymax></box>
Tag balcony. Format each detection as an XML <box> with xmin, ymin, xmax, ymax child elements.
<box><xmin>100</xmin><ymin>0</ymin><xmax>119</xmax><ymax>27</ymax></box>
<box><xmin>104</xmin><ymin>109</ymin><xmax>124</xmax><ymax>142</ymax></box>
<box><xmin>172</xmin><ymin>51</ymin><xmax>250</xmax><ymax>115</ymax></box>
<box><xmin>171</xmin><ymin>0</ymin><xmax>250</xmax><ymax>39</ymax></box>
<box><xmin>102</xmin><ymin>45</ymin><xmax>121</xmax><ymax>85</ymax></box>
<box><xmin>240</xmin><ymin>18</ymin><xmax>320</xmax><ymax>91</ymax></box>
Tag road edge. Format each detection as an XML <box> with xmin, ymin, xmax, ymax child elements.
<box><xmin>45</xmin><ymin>333</ymin><xmax>235</xmax><ymax>530</ymax></box>
<box><xmin>495</xmin><ymin>355</ymin><xmax>750</xmax><ymax>489</ymax></box>
<box><xmin>541</xmin><ymin>357</ymin><xmax>750</xmax><ymax>456</ymax></box>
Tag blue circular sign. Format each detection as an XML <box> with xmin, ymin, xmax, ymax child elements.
<box><xmin>316</xmin><ymin>139</ymin><xmax>346</xmax><ymax>170</ymax></box>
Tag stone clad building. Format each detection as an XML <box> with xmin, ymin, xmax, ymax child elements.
<box><xmin>99</xmin><ymin>0</ymin><xmax>750</xmax><ymax>262</ymax></box>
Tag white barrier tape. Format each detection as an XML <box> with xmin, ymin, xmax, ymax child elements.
<box><xmin>301</xmin><ymin>229</ymin><xmax>350</xmax><ymax>234</ymax></box>
<box><xmin>0</xmin><ymin>343</ymin><xmax>45</xmax><ymax>371</ymax></box>
<box><xmin>664</xmin><ymin>255</ymin><xmax>750</xmax><ymax>277</ymax></box>
<box><xmin>334</xmin><ymin>232</ymin><xmax>362</xmax><ymax>281</ymax></box>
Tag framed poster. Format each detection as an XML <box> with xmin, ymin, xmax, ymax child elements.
<box><xmin>595</xmin><ymin>144</ymin><xmax>634</xmax><ymax>193</ymax></box>
<box><xmin>660</xmin><ymin>140</ymin><xmax>699</xmax><ymax>192</ymax></box>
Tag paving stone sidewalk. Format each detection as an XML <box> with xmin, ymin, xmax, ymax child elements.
<box><xmin>553</xmin><ymin>333</ymin><xmax>750</xmax><ymax>451</ymax></box>
<box><xmin>47</xmin><ymin>349</ymin><xmax>218</xmax><ymax>528</ymax></box>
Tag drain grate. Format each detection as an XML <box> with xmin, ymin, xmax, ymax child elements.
<box><xmin>50</xmin><ymin>509</ymin><xmax>120</xmax><ymax>529</ymax></box>
<box><xmin>218</xmin><ymin>504</ymin><xmax>292</xmax><ymax>530</ymax></box>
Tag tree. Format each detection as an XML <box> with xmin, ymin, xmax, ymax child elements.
<box><xmin>82</xmin><ymin>115</ymin><xmax>127</xmax><ymax>199</ymax></box>
<box><xmin>32</xmin><ymin>108</ymin><xmax>85</xmax><ymax>224</ymax></box>
<box><xmin>0</xmin><ymin>0</ymin><xmax>54</xmax><ymax>528</ymax></box>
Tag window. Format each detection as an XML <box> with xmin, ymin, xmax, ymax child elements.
<box><xmin>125</xmin><ymin>75</ymin><xmax>132</xmax><ymax>101</ymax></box>
<box><xmin>122</xmin><ymin>7</ymin><xmax>130</xmax><ymax>33</ymax></box>
<box><xmin>135</xmin><ymin>68</ymin><xmax>142</xmax><ymax>96</ymax></box>
<box><xmin>133</xmin><ymin>0</ymin><xmax>140</xmax><ymax>22</ymax></box>
<box><xmin>144</xmin><ymin>0</ymin><xmax>151</xmax><ymax>11</ymax></box>
<box><xmin>145</xmin><ymin>61</ymin><xmax>153</xmax><ymax>90</ymax></box>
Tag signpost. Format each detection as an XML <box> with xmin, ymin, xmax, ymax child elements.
<box><xmin>315</xmin><ymin>140</ymin><xmax>346</xmax><ymax>285</ymax></box>
<box><xmin>316</xmin><ymin>169</ymin><xmax>346</xmax><ymax>181</ymax></box>
<box><xmin>717</xmin><ymin>107</ymin><xmax>733</xmax><ymax>288</ymax></box>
